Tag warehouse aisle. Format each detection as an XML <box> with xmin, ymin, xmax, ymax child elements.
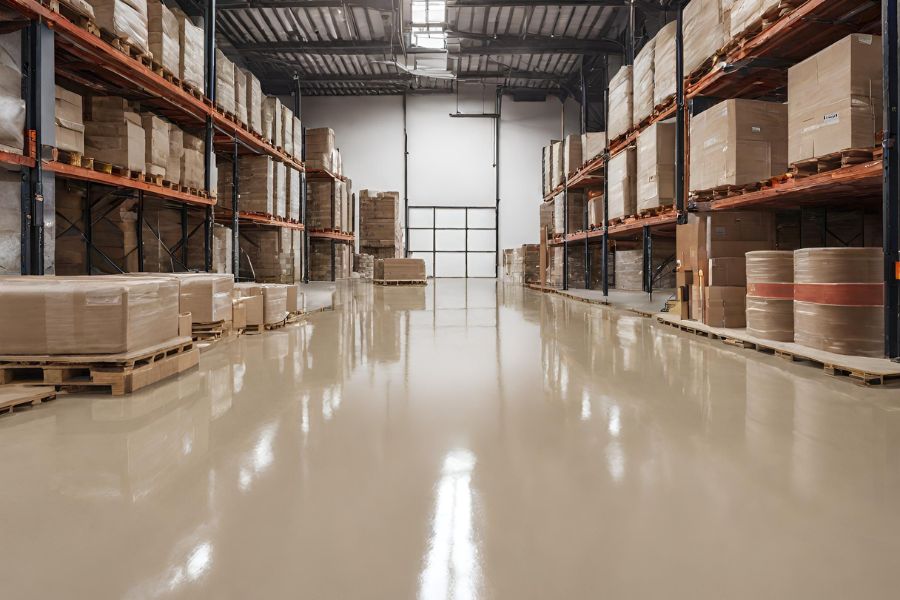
<box><xmin>1</xmin><ymin>279</ymin><xmax>899</xmax><ymax>599</ymax></box>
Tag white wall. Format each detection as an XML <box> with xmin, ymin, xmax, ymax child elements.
<box><xmin>301</xmin><ymin>87</ymin><xmax>581</xmax><ymax>264</ymax></box>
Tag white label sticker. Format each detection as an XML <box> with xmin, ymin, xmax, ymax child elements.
<box><xmin>751</xmin><ymin>126</ymin><xmax>761</xmax><ymax>133</ymax></box>
<box><xmin>823</xmin><ymin>113</ymin><xmax>840</xmax><ymax>125</ymax></box>
<box><xmin>859</xmin><ymin>34</ymin><xmax>873</xmax><ymax>45</ymax></box>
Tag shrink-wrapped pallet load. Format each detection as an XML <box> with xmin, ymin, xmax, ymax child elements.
<box><xmin>745</xmin><ymin>250</ymin><xmax>794</xmax><ymax>342</ymax></box>
<box><xmin>181</xmin><ymin>132</ymin><xmax>204</xmax><ymax>189</ymax></box>
<box><xmin>140</xmin><ymin>113</ymin><xmax>169</xmax><ymax>177</ymax></box>
<box><xmin>689</xmin><ymin>98</ymin><xmax>788</xmax><ymax>191</ymax></box>
<box><xmin>607</xmin><ymin>148</ymin><xmax>637</xmax><ymax>222</ymax></box>
<box><xmin>262</xmin><ymin>96</ymin><xmax>282</xmax><ymax>147</ymax></box>
<box><xmin>636</xmin><ymin>120</ymin><xmax>676</xmax><ymax>212</ymax></box>
<box><xmin>293</xmin><ymin>116</ymin><xmax>302</xmax><ymax>157</ymax></box>
<box><xmin>177</xmin><ymin>11</ymin><xmax>204</xmax><ymax>92</ymax></box>
<box><xmin>0</xmin><ymin>276</ymin><xmax>181</xmax><ymax>355</ymax></box>
<box><xmin>653</xmin><ymin>21</ymin><xmax>677</xmax><ymax>109</ymax></box>
<box><xmin>633</xmin><ymin>36</ymin><xmax>656</xmax><ymax>125</ymax></box>
<box><xmin>581</xmin><ymin>132</ymin><xmax>607</xmax><ymax>164</ymax></box>
<box><xmin>354</xmin><ymin>253</ymin><xmax>375</xmax><ymax>279</ymax></box>
<box><xmin>215</xmin><ymin>49</ymin><xmax>235</xmax><ymax>115</ymax></box>
<box><xmin>197</xmin><ymin>223</ymin><xmax>232</xmax><ymax>275</ymax></box>
<box><xmin>563</xmin><ymin>134</ymin><xmax>582</xmax><ymax>178</ymax></box>
<box><xmin>0</xmin><ymin>171</ymin><xmax>21</xmax><ymax>273</ymax></box>
<box><xmin>375</xmin><ymin>258</ymin><xmax>426</xmax><ymax>282</ymax></box>
<box><xmin>523</xmin><ymin>244</ymin><xmax>540</xmax><ymax>284</ymax></box>
<box><xmin>273</xmin><ymin>160</ymin><xmax>287</xmax><ymax>218</ymax></box>
<box><xmin>234</xmin><ymin>282</ymin><xmax>289</xmax><ymax>325</ymax></box>
<box><xmin>552</xmin><ymin>191</ymin><xmax>585</xmax><ymax>235</ymax></box>
<box><xmin>787</xmin><ymin>34</ymin><xmax>883</xmax><ymax>164</ymax></box>
<box><xmin>217</xmin><ymin>154</ymin><xmax>274</xmax><ymax>213</ymax></box>
<box><xmin>85</xmin><ymin>97</ymin><xmax>146</xmax><ymax>172</ymax></box>
<box><xmin>131</xmin><ymin>272</ymin><xmax>234</xmax><ymax>324</ymax></box>
<box><xmin>359</xmin><ymin>190</ymin><xmax>402</xmax><ymax>259</ymax></box>
<box><xmin>281</xmin><ymin>105</ymin><xmax>294</xmax><ymax>156</ymax></box>
<box><xmin>239</xmin><ymin>229</ymin><xmax>297</xmax><ymax>283</ymax></box>
<box><xmin>245</xmin><ymin>70</ymin><xmax>262</xmax><ymax>135</ymax></box>
<box><xmin>608</xmin><ymin>65</ymin><xmax>634</xmax><ymax>140</ymax></box>
<box><xmin>0</xmin><ymin>32</ymin><xmax>25</xmax><ymax>155</ymax></box>
<box><xmin>306</xmin><ymin>127</ymin><xmax>336</xmax><ymax>172</ymax></box>
<box><xmin>93</xmin><ymin>0</ymin><xmax>150</xmax><ymax>55</ymax></box>
<box><xmin>233</xmin><ymin>65</ymin><xmax>248</xmax><ymax>127</ymax></box>
<box><xmin>55</xmin><ymin>86</ymin><xmax>85</xmax><ymax>154</ymax></box>
<box><xmin>286</xmin><ymin>166</ymin><xmax>301</xmax><ymax>222</ymax></box>
<box><xmin>726</xmin><ymin>0</ymin><xmax>782</xmax><ymax>41</ymax></box>
<box><xmin>166</xmin><ymin>122</ymin><xmax>183</xmax><ymax>184</ymax></box>
<box><xmin>539</xmin><ymin>199</ymin><xmax>554</xmax><ymax>234</ymax></box>
<box><xmin>793</xmin><ymin>248</ymin><xmax>883</xmax><ymax>357</ymax></box>
<box><xmin>550</xmin><ymin>140</ymin><xmax>564</xmax><ymax>188</ymax></box>
<box><xmin>588</xmin><ymin>194</ymin><xmax>603</xmax><ymax>228</ymax></box>
<box><xmin>683</xmin><ymin>0</ymin><xmax>727</xmax><ymax>76</ymax></box>
<box><xmin>309</xmin><ymin>238</ymin><xmax>351</xmax><ymax>280</ymax></box>
<box><xmin>542</xmin><ymin>144</ymin><xmax>552</xmax><ymax>196</ymax></box>
<box><xmin>148</xmin><ymin>0</ymin><xmax>179</xmax><ymax>75</ymax></box>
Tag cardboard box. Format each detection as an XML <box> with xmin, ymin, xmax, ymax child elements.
<box><xmin>167</xmin><ymin>122</ymin><xmax>183</xmax><ymax>184</ymax></box>
<box><xmin>178</xmin><ymin>312</ymin><xmax>192</xmax><ymax>337</ymax></box>
<box><xmin>141</xmin><ymin>114</ymin><xmax>169</xmax><ymax>177</ymax></box>
<box><xmin>677</xmin><ymin>212</ymin><xmax>775</xmax><ymax>274</ymax></box>
<box><xmin>703</xmin><ymin>285</ymin><xmax>747</xmax><ymax>328</ymax></box>
<box><xmin>55</xmin><ymin>86</ymin><xmax>84</xmax><ymax>154</ymax></box>
<box><xmin>787</xmin><ymin>34</ymin><xmax>882</xmax><ymax>164</ymax></box>
<box><xmin>148</xmin><ymin>0</ymin><xmax>179</xmax><ymax>76</ymax></box>
<box><xmin>285</xmin><ymin>284</ymin><xmax>300</xmax><ymax>313</ymax></box>
<box><xmin>263</xmin><ymin>96</ymin><xmax>282</xmax><ymax>147</ymax></box>
<box><xmin>306</xmin><ymin>127</ymin><xmax>337</xmax><ymax>172</ymax></box>
<box><xmin>608</xmin><ymin>148</ymin><xmax>637</xmax><ymax>221</ymax></box>
<box><xmin>609</xmin><ymin>65</ymin><xmax>633</xmax><ymax>140</ymax></box>
<box><xmin>128</xmin><ymin>272</ymin><xmax>234</xmax><ymax>324</ymax></box>
<box><xmin>689</xmin><ymin>98</ymin><xmax>788</xmax><ymax>191</ymax></box>
<box><xmin>375</xmin><ymin>258</ymin><xmax>426</xmax><ymax>281</ymax></box>
<box><xmin>235</xmin><ymin>294</ymin><xmax>263</xmax><ymax>327</ymax></box>
<box><xmin>653</xmin><ymin>21</ymin><xmax>677</xmax><ymax>108</ymax></box>
<box><xmin>633</xmin><ymin>36</ymin><xmax>656</xmax><ymax>125</ymax></box>
<box><xmin>215</xmin><ymin>49</ymin><xmax>235</xmax><ymax>114</ymax></box>
<box><xmin>245</xmin><ymin>70</ymin><xmax>263</xmax><ymax>135</ymax></box>
<box><xmin>234</xmin><ymin>65</ymin><xmax>248</xmax><ymax>126</ymax></box>
<box><xmin>550</xmin><ymin>140</ymin><xmax>564</xmax><ymax>188</ymax></box>
<box><xmin>563</xmin><ymin>133</ymin><xmax>582</xmax><ymax>177</ymax></box>
<box><xmin>177</xmin><ymin>12</ymin><xmax>204</xmax><ymax>92</ymax></box>
<box><xmin>676</xmin><ymin>269</ymin><xmax>694</xmax><ymax>288</ymax></box>
<box><xmin>232</xmin><ymin>300</ymin><xmax>247</xmax><ymax>330</ymax></box>
<box><xmin>93</xmin><ymin>0</ymin><xmax>149</xmax><ymax>55</ymax></box>
<box><xmin>727</xmin><ymin>0</ymin><xmax>783</xmax><ymax>41</ymax></box>
<box><xmin>0</xmin><ymin>276</ymin><xmax>180</xmax><ymax>355</ymax></box>
<box><xmin>281</xmin><ymin>104</ymin><xmax>294</xmax><ymax>156</ymax></box>
<box><xmin>581</xmin><ymin>132</ymin><xmax>607</xmax><ymax>163</ymax></box>
<box><xmin>182</xmin><ymin>132</ymin><xmax>204</xmax><ymax>189</ymax></box>
<box><xmin>85</xmin><ymin>119</ymin><xmax>145</xmax><ymax>172</ymax></box>
<box><xmin>218</xmin><ymin>154</ymin><xmax>274</xmax><ymax>214</ymax></box>
<box><xmin>636</xmin><ymin>120</ymin><xmax>676</xmax><ymax>212</ymax></box>
<box><xmin>707</xmin><ymin>257</ymin><xmax>747</xmax><ymax>286</ymax></box>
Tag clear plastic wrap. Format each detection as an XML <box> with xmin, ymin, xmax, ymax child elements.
<box><xmin>0</xmin><ymin>276</ymin><xmax>180</xmax><ymax>355</ymax></box>
<box><xmin>727</xmin><ymin>0</ymin><xmax>781</xmax><ymax>41</ymax></box>
<box><xmin>55</xmin><ymin>86</ymin><xmax>85</xmax><ymax>154</ymax></box>
<box><xmin>746</xmin><ymin>250</ymin><xmax>794</xmax><ymax>284</ymax></box>
<box><xmin>148</xmin><ymin>0</ymin><xmax>179</xmax><ymax>75</ymax></box>
<box><xmin>287</xmin><ymin>166</ymin><xmax>301</xmax><ymax>221</ymax></box>
<box><xmin>788</xmin><ymin>34</ymin><xmax>882</xmax><ymax>164</ymax></box>
<box><xmin>636</xmin><ymin>120</ymin><xmax>676</xmax><ymax>212</ymax></box>
<box><xmin>551</xmin><ymin>191</ymin><xmax>585</xmax><ymax>234</ymax></box>
<box><xmin>550</xmin><ymin>140</ymin><xmax>563</xmax><ymax>188</ymax></box>
<box><xmin>93</xmin><ymin>0</ymin><xmax>150</xmax><ymax>55</ymax></box>
<box><xmin>273</xmin><ymin>160</ymin><xmax>287</xmax><ymax>218</ymax></box>
<box><xmin>745</xmin><ymin>250</ymin><xmax>794</xmax><ymax>342</ymax></box>
<box><xmin>793</xmin><ymin>248</ymin><xmax>883</xmax><ymax>357</ymax></box>
<box><xmin>128</xmin><ymin>272</ymin><xmax>234</xmax><ymax>323</ymax></box>
<box><xmin>607</xmin><ymin>148</ymin><xmax>637</xmax><ymax>221</ymax></box>
<box><xmin>281</xmin><ymin>105</ymin><xmax>294</xmax><ymax>156</ymax></box>
<box><xmin>689</xmin><ymin>98</ymin><xmax>787</xmax><ymax>191</ymax></box>
<box><xmin>177</xmin><ymin>13</ymin><xmax>204</xmax><ymax>92</ymax></box>
<box><xmin>0</xmin><ymin>169</ymin><xmax>21</xmax><ymax>274</ymax></box>
<box><xmin>305</xmin><ymin>127</ymin><xmax>335</xmax><ymax>171</ymax></box>
<box><xmin>167</xmin><ymin>122</ymin><xmax>183</xmax><ymax>184</ymax></box>
<box><xmin>140</xmin><ymin>114</ymin><xmax>169</xmax><ymax>176</ymax></box>
<box><xmin>633</xmin><ymin>36</ymin><xmax>656</xmax><ymax>125</ymax></box>
<box><xmin>181</xmin><ymin>132</ymin><xmax>204</xmax><ymax>189</ymax></box>
<box><xmin>234</xmin><ymin>65</ymin><xmax>248</xmax><ymax>126</ymax></box>
<box><xmin>293</xmin><ymin>116</ymin><xmax>302</xmax><ymax>157</ymax></box>
<box><xmin>262</xmin><ymin>96</ymin><xmax>282</xmax><ymax>147</ymax></box>
<box><xmin>587</xmin><ymin>195</ymin><xmax>603</xmax><ymax>228</ymax></box>
<box><xmin>653</xmin><ymin>21</ymin><xmax>677</xmax><ymax>108</ymax></box>
<box><xmin>0</xmin><ymin>32</ymin><xmax>25</xmax><ymax>154</ymax></box>
<box><xmin>215</xmin><ymin>49</ymin><xmax>235</xmax><ymax>114</ymax></box>
<box><xmin>608</xmin><ymin>65</ymin><xmax>633</xmax><ymax>140</ymax></box>
<box><xmin>245</xmin><ymin>70</ymin><xmax>263</xmax><ymax>135</ymax></box>
<box><xmin>563</xmin><ymin>134</ymin><xmax>582</xmax><ymax>177</ymax></box>
<box><xmin>580</xmin><ymin>132</ymin><xmax>606</xmax><ymax>164</ymax></box>
<box><xmin>683</xmin><ymin>0</ymin><xmax>726</xmax><ymax>75</ymax></box>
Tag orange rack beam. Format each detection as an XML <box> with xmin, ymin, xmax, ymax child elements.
<box><xmin>308</xmin><ymin>230</ymin><xmax>355</xmax><ymax>242</ymax></box>
<box><xmin>217</xmin><ymin>208</ymin><xmax>305</xmax><ymax>230</ymax></box>
<box><xmin>0</xmin><ymin>149</ymin><xmax>36</xmax><ymax>169</ymax></box>
<box><xmin>306</xmin><ymin>168</ymin><xmax>346</xmax><ymax>181</ymax></box>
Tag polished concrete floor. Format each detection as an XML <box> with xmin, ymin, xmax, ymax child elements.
<box><xmin>2</xmin><ymin>279</ymin><xmax>899</xmax><ymax>599</ymax></box>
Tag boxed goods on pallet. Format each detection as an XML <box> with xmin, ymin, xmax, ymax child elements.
<box><xmin>308</xmin><ymin>180</ymin><xmax>342</xmax><ymax>229</ymax></box>
<box><xmin>633</xmin><ymin>36</ymin><xmax>656</xmax><ymax>125</ymax></box>
<box><xmin>182</xmin><ymin>132</ymin><xmax>204</xmax><ymax>189</ymax></box>
<box><xmin>616</xmin><ymin>249</ymin><xmax>645</xmax><ymax>291</ymax></box>
<box><xmin>55</xmin><ymin>86</ymin><xmax>85</xmax><ymax>154</ymax></box>
<box><xmin>306</xmin><ymin>127</ymin><xmax>337</xmax><ymax>172</ymax></box>
<box><xmin>141</xmin><ymin>114</ymin><xmax>169</xmax><ymax>177</ymax></box>
<box><xmin>562</xmin><ymin>246</ymin><xmax>587</xmax><ymax>288</ymax></box>
<box><xmin>148</xmin><ymin>0</ymin><xmax>179</xmax><ymax>76</ymax></box>
<box><xmin>522</xmin><ymin>244</ymin><xmax>540</xmax><ymax>283</ymax></box>
<box><xmin>653</xmin><ymin>21</ymin><xmax>677</xmax><ymax>108</ymax></box>
<box><xmin>85</xmin><ymin>97</ymin><xmax>146</xmax><ymax>172</ymax></box>
<box><xmin>548</xmin><ymin>247</ymin><xmax>563</xmax><ymax>288</ymax></box>
<box><xmin>745</xmin><ymin>250</ymin><xmax>793</xmax><ymax>342</ymax></box>
<box><xmin>93</xmin><ymin>0</ymin><xmax>150</xmax><ymax>55</ymax></box>
<box><xmin>375</xmin><ymin>258</ymin><xmax>426</xmax><ymax>281</ymax></box>
<box><xmin>689</xmin><ymin>98</ymin><xmax>787</xmax><ymax>191</ymax></box>
<box><xmin>552</xmin><ymin>191</ymin><xmax>585</xmax><ymax>235</ymax></box>
<box><xmin>130</xmin><ymin>272</ymin><xmax>234</xmax><ymax>324</ymax></box>
<box><xmin>234</xmin><ymin>283</ymin><xmax>289</xmax><ymax>325</ymax></box>
<box><xmin>794</xmin><ymin>247</ymin><xmax>883</xmax><ymax>357</ymax></box>
<box><xmin>563</xmin><ymin>134</ymin><xmax>582</xmax><ymax>177</ymax></box>
<box><xmin>215</xmin><ymin>49</ymin><xmax>235</xmax><ymax>115</ymax></box>
<box><xmin>218</xmin><ymin>154</ymin><xmax>274</xmax><ymax>213</ymax></box>
<box><xmin>354</xmin><ymin>253</ymin><xmax>375</xmax><ymax>279</ymax></box>
<box><xmin>245</xmin><ymin>70</ymin><xmax>262</xmax><ymax>135</ymax></box>
<box><xmin>285</xmin><ymin>284</ymin><xmax>301</xmax><ymax>313</ymax></box>
<box><xmin>167</xmin><ymin>122</ymin><xmax>183</xmax><ymax>184</ymax></box>
<box><xmin>691</xmin><ymin>284</ymin><xmax>747</xmax><ymax>328</ymax></box>
<box><xmin>263</xmin><ymin>96</ymin><xmax>282</xmax><ymax>147</ymax></box>
<box><xmin>726</xmin><ymin>0</ymin><xmax>782</xmax><ymax>41</ymax></box>
<box><xmin>607</xmin><ymin>148</ymin><xmax>637</xmax><ymax>221</ymax></box>
<box><xmin>281</xmin><ymin>105</ymin><xmax>294</xmax><ymax>156</ymax></box>
<box><xmin>0</xmin><ymin>32</ymin><xmax>24</xmax><ymax>155</ymax></box>
<box><xmin>359</xmin><ymin>190</ymin><xmax>401</xmax><ymax>255</ymax></box>
<box><xmin>234</xmin><ymin>293</ymin><xmax>262</xmax><ymax>327</ymax></box>
<box><xmin>636</xmin><ymin>120</ymin><xmax>676</xmax><ymax>212</ymax></box>
<box><xmin>292</xmin><ymin>116</ymin><xmax>302</xmax><ymax>157</ymax></box>
<box><xmin>540</xmin><ymin>200</ymin><xmax>554</xmax><ymax>234</ymax></box>
<box><xmin>309</xmin><ymin>238</ymin><xmax>351</xmax><ymax>280</ymax></box>
<box><xmin>542</xmin><ymin>145</ymin><xmax>552</xmax><ymax>195</ymax></box>
<box><xmin>234</xmin><ymin>66</ymin><xmax>248</xmax><ymax>126</ymax></box>
<box><xmin>615</xmin><ymin>242</ymin><xmax>676</xmax><ymax>291</ymax></box>
<box><xmin>0</xmin><ymin>276</ymin><xmax>180</xmax><ymax>355</ymax></box>
<box><xmin>177</xmin><ymin>11</ymin><xmax>204</xmax><ymax>92</ymax></box>
<box><xmin>787</xmin><ymin>34</ymin><xmax>883</xmax><ymax>164</ymax></box>
<box><xmin>274</xmin><ymin>160</ymin><xmax>287</xmax><ymax>218</ymax></box>
<box><xmin>588</xmin><ymin>195</ymin><xmax>602</xmax><ymax>228</ymax></box>
<box><xmin>581</xmin><ymin>132</ymin><xmax>606</xmax><ymax>164</ymax></box>
<box><xmin>684</xmin><ymin>0</ymin><xmax>727</xmax><ymax>75</ymax></box>
<box><xmin>286</xmin><ymin>166</ymin><xmax>301</xmax><ymax>221</ymax></box>
<box><xmin>608</xmin><ymin>65</ymin><xmax>633</xmax><ymax>140</ymax></box>
<box><xmin>550</xmin><ymin>140</ymin><xmax>564</xmax><ymax>188</ymax></box>
<box><xmin>240</xmin><ymin>228</ymin><xmax>298</xmax><ymax>283</ymax></box>
<box><xmin>208</xmin><ymin>223</ymin><xmax>232</xmax><ymax>274</ymax></box>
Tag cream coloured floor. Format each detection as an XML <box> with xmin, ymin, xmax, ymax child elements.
<box><xmin>1</xmin><ymin>279</ymin><xmax>899</xmax><ymax>599</ymax></box>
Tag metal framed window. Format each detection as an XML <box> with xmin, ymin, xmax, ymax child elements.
<box><xmin>407</xmin><ymin>206</ymin><xmax>497</xmax><ymax>278</ymax></box>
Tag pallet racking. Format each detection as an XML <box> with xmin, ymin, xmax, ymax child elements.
<box><xmin>547</xmin><ymin>0</ymin><xmax>897</xmax><ymax>357</ymax></box>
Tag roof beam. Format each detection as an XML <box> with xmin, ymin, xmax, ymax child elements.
<box><xmin>216</xmin><ymin>0</ymin><xmax>394</xmax><ymax>10</ymax></box>
<box><xmin>448</xmin><ymin>0</ymin><xmax>662</xmax><ymax>10</ymax></box>
<box><xmin>237</xmin><ymin>37</ymin><xmax>623</xmax><ymax>55</ymax></box>
<box><xmin>234</xmin><ymin>40</ymin><xmax>393</xmax><ymax>54</ymax></box>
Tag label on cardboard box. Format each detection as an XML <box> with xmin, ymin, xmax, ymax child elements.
<box><xmin>823</xmin><ymin>113</ymin><xmax>839</xmax><ymax>125</ymax></box>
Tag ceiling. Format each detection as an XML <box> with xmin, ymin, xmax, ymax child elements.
<box><xmin>199</xmin><ymin>0</ymin><xmax>674</xmax><ymax>98</ymax></box>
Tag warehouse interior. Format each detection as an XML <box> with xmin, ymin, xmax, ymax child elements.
<box><xmin>1</xmin><ymin>0</ymin><xmax>900</xmax><ymax>597</ymax></box>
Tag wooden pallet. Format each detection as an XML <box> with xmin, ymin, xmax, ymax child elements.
<box><xmin>0</xmin><ymin>385</ymin><xmax>58</xmax><ymax>415</ymax></box>
<box><xmin>0</xmin><ymin>338</ymin><xmax>198</xmax><ymax>396</ymax></box>
<box><xmin>374</xmin><ymin>279</ymin><xmax>428</xmax><ymax>286</ymax></box>
<box><xmin>47</xmin><ymin>0</ymin><xmax>100</xmax><ymax>36</ymax></box>
<box><xmin>103</xmin><ymin>33</ymin><xmax>153</xmax><ymax>66</ymax></box>
<box><xmin>638</xmin><ymin>205</ymin><xmax>674</xmax><ymax>218</ymax></box>
<box><xmin>655</xmin><ymin>314</ymin><xmax>900</xmax><ymax>387</ymax></box>
<box><xmin>690</xmin><ymin>181</ymin><xmax>763</xmax><ymax>201</ymax></box>
<box><xmin>791</xmin><ymin>148</ymin><xmax>877</xmax><ymax>178</ymax></box>
<box><xmin>192</xmin><ymin>320</ymin><xmax>228</xmax><ymax>341</ymax></box>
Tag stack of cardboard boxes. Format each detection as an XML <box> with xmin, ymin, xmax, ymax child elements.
<box><xmin>608</xmin><ymin>66</ymin><xmax>633</xmax><ymax>141</ymax></box>
<box><xmin>85</xmin><ymin>96</ymin><xmax>146</xmax><ymax>172</ymax></box>
<box><xmin>522</xmin><ymin>244</ymin><xmax>540</xmax><ymax>284</ymax></box>
<box><xmin>309</xmin><ymin>239</ymin><xmax>351</xmax><ymax>281</ymax></box>
<box><xmin>55</xmin><ymin>86</ymin><xmax>85</xmax><ymax>155</ymax></box>
<box><xmin>306</xmin><ymin>128</ymin><xmax>341</xmax><ymax>174</ymax></box>
<box><xmin>307</xmin><ymin>180</ymin><xmax>351</xmax><ymax>231</ymax></box>
<box><xmin>240</xmin><ymin>228</ymin><xmax>301</xmax><ymax>283</ymax></box>
<box><xmin>375</xmin><ymin>258</ymin><xmax>426</xmax><ymax>282</ymax></box>
<box><xmin>359</xmin><ymin>190</ymin><xmax>402</xmax><ymax>259</ymax></box>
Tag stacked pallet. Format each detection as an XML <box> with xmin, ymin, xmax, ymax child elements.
<box><xmin>84</xmin><ymin>96</ymin><xmax>146</xmax><ymax>172</ymax></box>
<box><xmin>522</xmin><ymin>244</ymin><xmax>540</xmax><ymax>284</ymax></box>
<box><xmin>354</xmin><ymin>253</ymin><xmax>375</xmax><ymax>279</ymax></box>
<box><xmin>306</xmin><ymin>128</ymin><xmax>341</xmax><ymax>174</ymax></box>
<box><xmin>239</xmin><ymin>228</ymin><xmax>301</xmax><ymax>283</ymax></box>
<box><xmin>309</xmin><ymin>238</ymin><xmax>351</xmax><ymax>281</ymax></box>
<box><xmin>374</xmin><ymin>258</ymin><xmax>426</xmax><ymax>284</ymax></box>
<box><xmin>307</xmin><ymin>179</ymin><xmax>350</xmax><ymax>231</ymax></box>
<box><xmin>359</xmin><ymin>189</ymin><xmax>402</xmax><ymax>259</ymax></box>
